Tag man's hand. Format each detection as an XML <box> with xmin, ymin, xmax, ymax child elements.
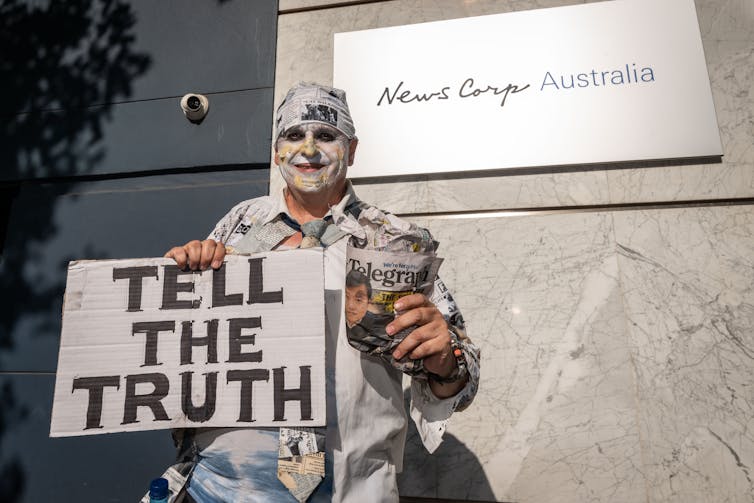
<box><xmin>387</xmin><ymin>293</ymin><xmax>466</xmax><ymax>398</ymax></box>
<box><xmin>164</xmin><ymin>239</ymin><xmax>226</xmax><ymax>270</ymax></box>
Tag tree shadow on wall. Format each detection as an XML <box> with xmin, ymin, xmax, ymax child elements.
<box><xmin>0</xmin><ymin>1</ymin><xmax>151</xmax><ymax>501</ymax></box>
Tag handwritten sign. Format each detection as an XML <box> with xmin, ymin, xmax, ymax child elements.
<box><xmin>50</xmin><ymin>251</ymin><xmax>325</xmax><ymax>437</ymax></box>
<box><xmin>334</xmin><ymin>0</ymin><xmax>722</xmax><ymax>178</ymax></box>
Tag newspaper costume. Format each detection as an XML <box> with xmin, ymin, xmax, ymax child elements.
<box><xmin>165</xmin><ymin>83</ymin><xmax>480</xmax><ymax>502</ymax></box>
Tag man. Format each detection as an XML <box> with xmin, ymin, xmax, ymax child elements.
<box><xmin>345</xmin><ymin>270</ymin><xmax>371</xmax><ymax>327</ymax></box>
<box><xmin>164</xmin><ymin>82</ymin><xmax>479</xmax><ymax>502</ymax></box>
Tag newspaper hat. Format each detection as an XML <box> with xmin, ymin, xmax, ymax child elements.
<box><xmin>275</xmin><ymin>82</ymin><xmax>356</xmax><ymax>140</ymax></box>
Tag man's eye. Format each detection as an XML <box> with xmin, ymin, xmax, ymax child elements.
<box><xmin>316</xmin><ymin>132</ymin><xmax>336</xmax><ymax>142</ymax></box>
<box><xmin>285</xmin><ymin>130</ymin><xmax>304</xmax><ymax>141</ymax></box>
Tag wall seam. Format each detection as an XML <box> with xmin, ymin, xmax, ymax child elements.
<box><xmin>279</xmin><ymin>0</ymin><xmax>394</xmax><ymax>15</ymax></box>
<box><xmin>397</xmin><ymin>197</ymin><xmax>754</xmax><ymax>220</ymax></box>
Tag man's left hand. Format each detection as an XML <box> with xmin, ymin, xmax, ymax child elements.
<box><xmin>387</xmin><ymin>293</ymin><xmax>466</xmax><ymax>398</ymax></box>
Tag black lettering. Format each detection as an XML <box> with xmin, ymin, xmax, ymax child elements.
<box><xmin>227</xmin><ymin>317</ymin><xmax>263</xmax><ymax>363</ymax></box>
<box><xmin>132</xmin><ymin>321</ymin><xmax>175</xmax><ymax>367</ymax></box>
<box><xmin>121</xmin><ymin>373</ymin><xmax>170</xmax><ymax>424</ymax></box>
<box><xmin>377</xmin><ymin>81</ymin><xmax>404</xmax><ymax>106</ymax></box>
<box><xmin>112</xmin><ymin>266</ymin><xmax>158</xmax><ymax>312</ymax></box>
<box><xmin>458</xmin><ymin>77</ymin><xmax>477</xmax><ymax>98</ymax></box>
<box><xmin>180</xmin><ymin>371</ymin><xmax>218</xmax><ymax>422</ymax></box>
<box><xmin>413</xmin><ymin>90</ymin><xmax>443</xmax><ymax>102</ymax></box>
<box><xmin>247</xmin><ymin>257</ymin><xmax>283</xmax><ymax>304</ymax></box>
<box><xmin>497</xmin><ymin>83</ymin><xmax>529</xmax><ymax>107</ymax></box>
<box><xmin>227</xmin><ymin>369</ymin><xmax>270</xmax><ymax>422</ymax></box>
<box><xmin>273</xmin><ymin>366</ymin><xmax>312</xmax><ymax>421</ymax></box>
<box><xmin>161</xmin><ymin>265</ymin><xmax>200</xmax><ymax>310</ymax></box>
<box><xmin>395</xmin><ymin>270</ymin><xmax>405</xmax><ymax>285</ymax></box>
<box><xmin>212</xmin><ymin>263</ymin><xmax>243</xmax><ymax>307</ymax></box>
<box><xmin>71</xmin><ymin>376</ymin><xmax>120</xmax><ymax>430</ymax></box>
<box><xmin>180</xmin><ymin>320</ymin><xmax>218</xmax><ymax>365</ymax></box>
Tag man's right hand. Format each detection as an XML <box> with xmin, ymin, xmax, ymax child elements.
<box><xmin>164</xmin><ymin>239</ymin><xmax>226</xmax><ymax>270</ymax></box>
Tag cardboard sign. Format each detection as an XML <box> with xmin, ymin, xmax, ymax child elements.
<box><xmin>50</xmin><ymin>251</ymin><xmax>326</xmax><ymax>437</ymax></box>
<box><xmin>333</xmin><ymin>0</ymin><xmax>722</xmax><ymax>178</ymax></box>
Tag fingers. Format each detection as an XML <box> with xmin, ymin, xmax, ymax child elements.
<box><xmin>392</xmin><ymin>320</ymin><xmax>449</xmax><ymax>359</ymax></box>
<box><xmin>389</xmin><ymin>302</ymin><xmax>447</xmax><ymax>358</ymax></box>
<box><xmin>387</xmin><ymin>294</ymin><xmax>434</xmax><ymax>337</ymax></box>
<box><xmin>393</xmin><ymin>293</ymin><xmax>430</xmax><ymax>313</ymax></box>
<box><xmin>211</xmin><ymin>241</ymin><xmax>226</xmax><ymax>269</ymax></box>
<box><xmin>199</xmin><ymin>240</ymin><xmax>226</xmax><ymax>270</ymax></box>
<box><xmin>164</xmin><ymin>239</ymin><xmax>225</xmax><ymax>270</ymax></box>
<box><xmin>164</xmin><ymin>246</ymin><xmax>188</xmax><ymax>269</ymax></box>
<box><xmin>388</xmin><ymin>295</ymin><xmax>457</xmax><ymax>376</ymax></box>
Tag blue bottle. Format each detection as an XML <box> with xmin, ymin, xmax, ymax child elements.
<box><xmin>149</xmin><ymin>477</ymin><xmax>169</xmax><ymax>503</ymax></box>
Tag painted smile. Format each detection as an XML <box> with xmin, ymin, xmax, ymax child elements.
<box><xmin>294</xmin><ymin>162</ymin><xmax>325</xmax><ymax>172</ymax></box>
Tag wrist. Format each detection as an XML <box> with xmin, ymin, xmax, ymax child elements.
<box><xmin>427</xmin><ymin>328</ymin><xmax>468</xmax><ymax>384</ymax></box>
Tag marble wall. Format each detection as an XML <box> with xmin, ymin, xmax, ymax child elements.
<box><xmin>274</xmin><ymin>1</ymin><xmax>754</xmax><ymax>501</ymax></box>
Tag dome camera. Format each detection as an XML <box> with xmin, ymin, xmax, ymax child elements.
<box><xmin>180</xmin><ymin>93</ymin><xmax>209</xmax><ymax>123</ymax></box>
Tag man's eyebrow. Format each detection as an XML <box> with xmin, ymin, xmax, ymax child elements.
<box><xmin>313</xmin><ymin>125</ymin><xmax>341</xmax><ymax>134</ymax></box>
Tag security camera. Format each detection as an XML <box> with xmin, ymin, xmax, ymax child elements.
<box><xmin>180</xmin><ymin>93</ymin><xmax>209</xmax><ymax>123</ymax></box>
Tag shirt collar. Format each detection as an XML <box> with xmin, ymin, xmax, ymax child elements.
<box><xmin>262</xmin><ymin>181</ymin><xmax>359</xmax><ymax>226</ymax></box>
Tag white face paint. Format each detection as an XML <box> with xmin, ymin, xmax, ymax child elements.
<box><xmin>275</xmin><ymin>123</ymin><xmax>351</xmax><ymax>194</ymax></box>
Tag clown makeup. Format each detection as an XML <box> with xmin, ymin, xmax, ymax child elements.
<box><xmin>275</xmin><ymin>123</ymin><xmax>352</xmax><ymax>194</ymax></box>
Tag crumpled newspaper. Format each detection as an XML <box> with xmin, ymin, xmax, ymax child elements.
<box><xmin>335</xmin><ymin>205</ymin><xmax>441</xmax><ymax>377</ymax></box>
<box><xmin>333</xmin><ymin>206</ymin><xmax>438</xmax><ymax>253</ymax></box>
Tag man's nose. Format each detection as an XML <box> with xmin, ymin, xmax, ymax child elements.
<box><xmin>300</xmin><ymin>132</ymin><xmax>317</xmax><ymax>157</ymax></box>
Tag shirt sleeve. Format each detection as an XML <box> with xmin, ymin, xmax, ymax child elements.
<box><xmin>409</xmin><ymin>277</ymin><xmax>481</xmax><ymax>453</ymax></box>
<box><xmin>207</xmin><ymin>201</ymin><xmax>251</xmax><ymax>243</ymax></box>
<box><xmin>206</xmin><ymin>197</ymin><xmax>275</xmax><ymax>246</ymax></box>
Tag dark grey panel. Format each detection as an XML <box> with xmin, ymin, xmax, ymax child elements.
<box><xmin>0</xmin><ymin>169</ymin><xmax>269</xmax><ymax>372</ymax></box>
<box><xmin>126</xmin><ymin>0</ymin><xmax>277</xmax><ymax>101</ymax></box>
<box><xmin>0</xmin><ymin>373</ymin><xmax>176</xmax><ymax>502</ymax></box>
<box><xmin>4</xmin><ymin>0</ymin><xmax>277</xmax><ymax>112</ymax></box>
<box><xmin>4</xmin><ymin>88</ymin><xmax>274</xmax><ymax>182</ymax></box>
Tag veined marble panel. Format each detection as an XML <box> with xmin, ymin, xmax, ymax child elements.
<box><xmin>614</xmin><ymin>204</ymin><xmax>754</xmax><ymax>502</ymax></box>
<box><xmin>270</xmin><ymin>167</ymin><xmax>612</xmax><ymax>214</ymax></box>
<box><xmin>397</xmin><ymin>212</ymin><xmax>645</xmax><ymax>502</ymax></box>
<box><xmin>275</xmin><ymin>0</ymin><xmax>754</xmax><ymax>211</ymax></box>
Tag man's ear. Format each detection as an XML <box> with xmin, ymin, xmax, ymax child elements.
<box><xmin>348</xmin><ymin>138</ymin><xmax>359</xmax><ymax>166</ymax></box>
<box><xmin>272</xmin><ymin>144</ymin><xmax>280</xmax><ymax>166</ymax></box>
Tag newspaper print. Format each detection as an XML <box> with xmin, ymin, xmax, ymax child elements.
<box><xmin>277</xmin><ymin>427</ymin><xmax>326</xmax><ymax>502</ymax></box>
<box><xmin>276</xmin><ymin>84</ymin><xmax>355</xmax><ymax>139</ymax></box>
<box><xmin>278</xmin><ymin>426</ymin><xmax>324</xmax><ymax>458</ymax></box>
<box><xmin>345</xmin><ymin>245</ymin><xmax>443</xmax><ymax>376</ymax></box>
<box><xmin>277</xmin><ymin>468</ymin><xmax>324</xmax><ymax>503</ymax></box>
<box><xmin>430</xmin><ymin>277</ymin><xmax>466</xmax><ymax>330</ymax></box>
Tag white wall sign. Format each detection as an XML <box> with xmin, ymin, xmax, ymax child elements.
<box><xmin>333</xmin><ymin>0</ymin><xmax>722</xmax><ymax>178</ymax></box>
<box><xmin>50</xmin><ymin>251</ymin><xmax>325</xmax><ymax>437</ymax></box>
